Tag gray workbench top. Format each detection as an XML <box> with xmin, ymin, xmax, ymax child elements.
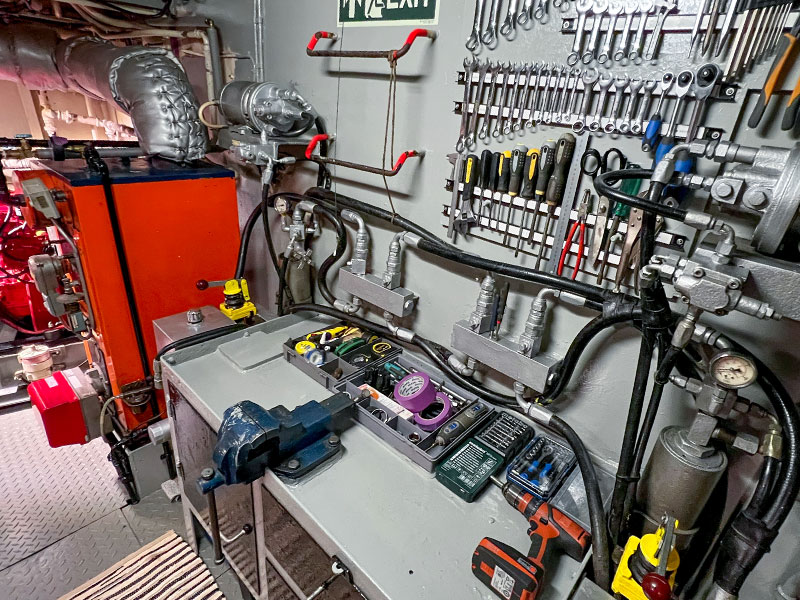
<box><xmin>165</xmin><ymin>314</ymin><xmax>586</xmax><ymax>600</ymax></box>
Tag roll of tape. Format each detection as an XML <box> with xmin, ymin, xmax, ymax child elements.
<box><xmin>414</xmin><ymin>393</ymin><xmax>453</xmax><ymax>432</ymax></box>
<box><xmin>394</xmin><ymin>372</ymin><xmax>436</xmax><ymax>413</ymax></box>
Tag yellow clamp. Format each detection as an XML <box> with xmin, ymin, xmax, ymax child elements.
<box><xmin>219</xmin><ymin>278</ymin><xmax>256</xmax><ymax>321</ymax></box>
<box><xmin>612</xmin><ymin>520</ymin><xmax>680</xmax><ymax>600</ymax></box>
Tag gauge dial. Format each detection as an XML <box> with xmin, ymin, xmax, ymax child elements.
<box><xmin>709</xmin><ymin>351</ymin><xmax>758</xmax><ymax>389</ymax></box>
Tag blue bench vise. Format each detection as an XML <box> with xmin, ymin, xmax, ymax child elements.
<box><xmin>199</xmin><ymin>392</ymin><xmax>355</xmax><ymax>493</ymax></box>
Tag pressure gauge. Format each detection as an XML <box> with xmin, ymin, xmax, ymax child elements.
<box><xmin>709</xmin><ymin>351</ymin><xmax>758</xmax><ymax>389</ymax></box>
<box><xmin>274</xmin><ymin>197</ymin><xmax>290</xmax><ymax>215</ymax></box>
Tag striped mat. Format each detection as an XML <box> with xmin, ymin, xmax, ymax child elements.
<box><xmin>58</xmin><ymin>531</ymin><xmax>226</xmax><ymax>600</ymax></box>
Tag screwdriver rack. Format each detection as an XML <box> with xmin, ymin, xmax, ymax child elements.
<box><xmin>441</xmin><ymin>180</ymin><xmax>687</xmax><ymax>290</ymax></box>
<box><xmin>454</xmin><ymin>64</ymin><xmax>732</xmax><ymax>145</ymax></box>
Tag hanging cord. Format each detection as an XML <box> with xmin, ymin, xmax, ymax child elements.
<box><xmin>382</xmin><ymin>57</ymin><xmax>398</xmax><ymax>217</ymax></box>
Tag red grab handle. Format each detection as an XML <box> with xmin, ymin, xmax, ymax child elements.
<box><xmin>305</xmin><ymin>134</ymin><xmax>330</xmax><ymax>159</ymax></box>
<box><xmin>307</xmin><ymin>31</ymin><xmax>337</xmax><ymax>52</ymax></box>
<box><xmin>393</xmin><ymin>29</ymin><xmax>437</xmax><ymax>59</ymax></box>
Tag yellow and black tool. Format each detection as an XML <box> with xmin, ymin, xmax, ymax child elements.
<box><xmin>748</xmin><ymin>20</ymin><xmax>800</xmax><ymax>129</ymax></box>
<box><xmin>514</xmin><ymin>148</ymin><xmax>540</xmax><ymax>257</ymax></box>
<box><xmin>198</xmin><ymin>278</ymin><xmax>257</xmax><ymax>321</ymax></box>
<box><xmin>612</xmin><ymin>516</ymin><xmax>680</xmax><ymax>600</ymax></box>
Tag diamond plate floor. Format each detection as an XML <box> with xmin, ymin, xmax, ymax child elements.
<box><xmin>0</xmin><ymin>407</ymin><xmax>128</xmax><ymax>570</ymax></box>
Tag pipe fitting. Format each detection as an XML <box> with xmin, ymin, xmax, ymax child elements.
<box><xmin>447</xmin><ymin>353</ymin><xmax>475</xmax><ymax>377</ymax></box>
<box><xmin>341</xmin><ymin>209</ymin><xmax>370</xmax><ymax>276</ymax></box>
<box><xmin>382</xmin><ymin>232</ymin><xmax>408</xmax><ymax>289</ymax></box>
<box><xmin>153</xmin><ymin>359</ymin><xmax>163</xmax><ymax>390</ymax></box>
<box><xmin>469</xmin><ymin>275</ymin><xmax>496</xmax><ymax>334</ymax></box>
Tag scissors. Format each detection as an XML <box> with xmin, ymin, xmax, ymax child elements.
<box><xmin>579</xmin><ymin>147</ymin><xmax>627</xmax><ymax>179</ymax></box>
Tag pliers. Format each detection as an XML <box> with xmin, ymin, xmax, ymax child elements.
<box><xmin>557</xmin><ymin>191</ymin><xmax>591</xmax><ymax>280</ymax></box>
<box><xmin>749</xmin><ymin>20</ymin><xmax>800</xmax><ymax>130</ymax></box>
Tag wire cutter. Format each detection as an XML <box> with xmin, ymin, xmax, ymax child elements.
<box><xmin>748</xmin><ymin>19</ymin><xmax>800</xmax><ymax>130</ymax></box>
<box><xmin>557</xmin><ymin>191</ymin><xmax>591</xmax><ymax>280</ymax></box>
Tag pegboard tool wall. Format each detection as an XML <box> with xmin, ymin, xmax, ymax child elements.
<box><xmin>199</xmin><ymin>0</ymin><xmax>800</xmax><ymax>474</ymax></box>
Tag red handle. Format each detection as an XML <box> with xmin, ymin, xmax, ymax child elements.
<box><xmin>393</xmin><ymin>28</ymin><xmax>437</xmax><ymax>59</ymax></box>
<box><xmin>307</xmin><ymin>31</ymin><xmax>337</xmax><ymax>52</ymax></box>
<box><xmin>557</xmin><ymin>222</ymin><xmax>579</xmax><ymax>276</ymax></box>
<box><xmin>392</xmin><ymin>150</ymin><xmax>419</xmax><ymax>171</ymax></box>
<box><xmin>305</xmin><ymin>134</ymin><xmax>330</xmax><ymax>159</ymax></box>
<box><xmin>571</xmin><ymin>223</ymin><xmax>586</xmax><ymax>281</ymax></box>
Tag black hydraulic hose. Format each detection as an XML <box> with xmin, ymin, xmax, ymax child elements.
<box><xmin>547</xmin><ymin>415</ymin><xmax>611</xmax><ymax>592</ymax></box>
<box><xmin>608</xmin><ymin>334</ymin><xmax>655</xmax><ymax>544</ymax></box>
<box><xmin>287</xmin><ymin>303</ymin><xmax>517</xmax><ymax>406</ymax></box>
<box><xmin>543</xmin><ymin>306</ymin><xmax>642</xmax><ymax>400</ymax></box>
<box><xmin>747</xmin><ymin>456</ymin><xmax>779</xmax><ymax>519</ymax></box>
<box><xmin>277</xmin><ymin>257</ymin><xmax>290</xmax><ymax>317</ymax></box>
<box><xmin>594</xmin><ymin>170</ymin><xmax>689</xmax><ymax>222</ymax></box>
<box><xmin>416</xmin><ymin>238</ymin><xmax>608</xmax><ymax>305</ymax></box>
<box><xmin>154</xmin><ymin>324</ymin><xmax>247</xmax><ymax>363</ymax></box>
<box><xmin>83</xmin><ymin>149</ymin><xmax>150</xmax><ymax>383</ymax></box>
<box><xmin>235</xmin><ymin>191</ymin><xmax>268</xmax><ymax>280</ymax></box>
<box><xmin>314</xmin><ymin>117</ymin><xmax>331</xmax><ymax>189</ymax></box>
<box><xmin>312</xmin><ymin>205</ymin><xmax>347</xmax><ymax>307</ymax></box>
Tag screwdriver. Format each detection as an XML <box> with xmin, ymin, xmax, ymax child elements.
<box><xmin>503</xmin><ymin>145</ymin><xmax>528</xmax><ymax>246</ymax></box>
<box><xmin>478</xmin><ymin>149</ymin><xmax>495</xmax><ymax>226</ymax></box>
<box><xmin>488</xmin><ymin>151</ymin><xmax>503</xmax><ymax>222</ymax></box>
<box><xmin>535</xmin><ymin>134</ymin><xmax>576</xmax><ymax>271</ymax></box>
<box><xmin>514</xmin><ymin>148</ymin><xmax>540</xmax><ymax>257</ymax></box>
<box><xmin>496</xmin><ymin>150</ymin><xmax>512</xmax><ymax>238</ymax></box>
<box><xmin>747</xmin><ymin>20</ymin><xmax>800</xmax><ymax>128</ymax></box>
<box><xmin>529</xmin><ymin>141</ymin><xmax>556</xmax><ymax>250</ymax></box>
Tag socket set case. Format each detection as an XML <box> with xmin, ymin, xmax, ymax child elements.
<box><xmin>336</xmin><ymin>352</ymin><xmax>495</xmax><ymax>472</ymax></box>
<box><xmin>506</xmin><ymin>434</ymin><xmax>577</xmax><ymax>500</ymax></box>
<box><xmin>282</xmin><ymin>320</ymin><xmax>401</xmax><ymax>390</ymax></box>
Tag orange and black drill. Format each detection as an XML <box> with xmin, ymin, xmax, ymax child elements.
<box><xmin>472</xmin><ymin>481</ymin><xmax>590</xmax><ymax>600</ymax></box>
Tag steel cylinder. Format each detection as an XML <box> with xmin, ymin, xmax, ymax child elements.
<box><xmin>637</xmin><ymin>426</ymin><xmax>728</xmax><ymax>532</ymax></box>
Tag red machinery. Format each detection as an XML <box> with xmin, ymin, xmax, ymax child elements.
<box><xmin>14</xmin><ymin>156</ymin><xmax>241</xmax><ymax>443</ymax></box>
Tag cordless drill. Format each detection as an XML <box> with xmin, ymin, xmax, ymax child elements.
<box><xmin>472</xmin><ymin>482</ymin><xmax>590</xmax><ymax>600</ymax></box>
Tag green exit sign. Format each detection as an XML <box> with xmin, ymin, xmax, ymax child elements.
<box><xmin>338</xmin><ymin>0</ymin><xmax>439</xmax><ymax>26</ymax></box>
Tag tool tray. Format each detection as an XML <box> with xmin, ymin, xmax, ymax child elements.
<box><xmin>282</xmin><ymin>320</ymin><xmax>401</xmax><ymax>390</ymax></box>
<box><xmin>336</xmin><ymin>352</ymin><xmax>495</xmax><ymax>472</ymax></box>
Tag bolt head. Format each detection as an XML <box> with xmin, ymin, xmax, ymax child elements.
<box><xmin>727</xmin><ymin>279</ymin><xmax>740</xmax><ymax>289</ymax></box>
<box><xmin>693</xmin><ymin>267</ymin><xmax>705</xmax><ymax>278</ymax></box>
<box><xmin>715</xmin><ymin>181</ymin><xmax>733</xmax><ymax>198</ymax></box>
<box><xmin>201</xmin><ymin>468</ymin><xmax>215</xmax><ymax>480</ymax></box>
<box><xmin>187</xmin><ymin>309</ymin><xmax>203</xmax><ymax>324</ymax></box>
<box><xmin>328</xmin><ymin>434</ymin><xmax>341</xmax><ymax>447</ymax></box>
<box><xmin>286</xmin><ymin>459</ymin><xmax>301</xmax><ymax>470</ymax></box>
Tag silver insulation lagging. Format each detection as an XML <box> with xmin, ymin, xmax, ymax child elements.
<box><xmin>0</xmin><ymin>26</ymin><xmax>207</xmax><ymax>162</ymax></box>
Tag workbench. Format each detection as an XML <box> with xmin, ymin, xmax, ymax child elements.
<box><xmin>160</xmin><ymin>311</ymin><xmax>601</xmax><ymax>600</ymax></box>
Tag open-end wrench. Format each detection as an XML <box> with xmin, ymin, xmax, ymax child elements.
<box><xmin>583</xmin><ymin>0</ymin><xmax>609</xmax><ymax>63</ymax></box>
<box><xmin>564</xmin><ymin>68</ymin><xmax>583</xmax><ymax>122</ymax></box>
<box><xmin>519</xmin><ymin>0</ymin><xmax>536</xmax><ymax>25</ymax></box>
<box><xmin>572</xmin><ymin>68</ymin><xmax>599</xmax><ymax>132</ymax></box>
<box><xmin>467</xmin><ymin>60</ymin><xmax>491</xmax><ymax>148</ymax></box>
<box><xmin>504</xmin><ymin>63</ymin><xmax>525</xmax><ymax>134</ymax></box>
<box><xmin>598</xmin><ymin>0</ymin><xmax>624</xmax><ymax>64</ymax></box>
<box><xmin>590</xmin><ymin>73</ymin><xmax>614</xmax><ymax>131</ymax></box>
<box><xmin>631</xmin><ymin>78</ymin><xmax>657</xmax><ymax>135</ymax></box>
<box><xmin>540</xmin><ymin>67</ymin><xmax>559</xmax><ymax>123</ymax></box>
<box><xmin>479</xmin><ymin>62</ymin><xmax>502</xmax><ymax>140</ymax></box>
<box><xmin>456</xmin><ymin>58</ymin><xmax>478</xmax><ymax>152</ymax></box>
<box><xmin>526</xmin><ymin>64</ymin><xmax>546</xmax><ymax>127</ymax></box>
<box><xmin>501</xmin><ymin>0</ymin><xmax>521</xmax><ymax>39</ymax></box>
<box><xmin>492</xmin><ymin>63</ymin><xmax>512</xmax><ymax>137</ymax></box>
<box><xmin>618</xmin><ymin>76</ymin><xmax>643</xmax><ymax>133</ymax></box>
<box><xmin>604</xmin><ymin>74</ymin><xmax>629</xmax><ymax>133</ymax></box>
<box><xmin>559</xmin><ymin>69</ymin><xmax>581</xmax><ymax>123</ymax></box>
<box><xmin>614</xmin><ymin>0</ymin><xmax>639</xmax><ymax>60</ymax></box>
<box><xmin>688</xmin><ymin>0</ymin><xmax>711</xmax><ymax>57</ymax></box>
<box><xmin>466</xmin><ymin>0</ymin><xmax>487</xmax><ymax>52</ymax></box>
<box><xmin>482</xmin><ymin>0</ymin><xmax>503</xmax><ymax>46</ymax></box>
<box><xmin>568</xmin><ymin>0</ymin><xmax>595</xmax><ymax>66</ymax></box>
<box><xmin>548</xmin><ymin>67</ymin><xmax>567</xmax><ymax>124</ymax></box>
<box><xmin>628</xmin><ymin>0</ymin><xmax>653</xmax><ymax>60</ymax></box>
<box><xmin>643</xmin><ymin>0</ymin><xmax>676</xmax><ymax>60</ymax></box>
<box><xmin>515</xmin><ymin>64</ymin><xmax>534</xmax><ymax>131</ymax></box>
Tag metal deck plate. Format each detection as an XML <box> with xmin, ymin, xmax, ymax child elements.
<box><xmin>0</xmin><ymin>407</ymin><xmax>128</xmax><ymax>570</ymax></box>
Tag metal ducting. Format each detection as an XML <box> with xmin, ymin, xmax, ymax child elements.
<box><xmin>0</xmin><ymin>26</ymin><xmax>207</xmax><ymax>161</ymax></box>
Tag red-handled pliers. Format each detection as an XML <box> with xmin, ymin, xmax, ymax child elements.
<box><xmin>557</xmin><ymin>191</ymin><xmax>591</xmax><ymax>280</ymax></box>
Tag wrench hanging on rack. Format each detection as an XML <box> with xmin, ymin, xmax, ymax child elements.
<box><xmin>482</xmin><ymin>0</ymin><xmax>503</xmax><ymax>46</ymax></box>
<box><xmin>501</xmin><ymin>0</ymin><xmax>522</xmax><ymax>39</ymax></box>
<box><xmin>629</xmin><ymin>0</ymin><xmax>654</xmax><ymax>60</ymax></box>
<box><xmin>467</xmin><ymin>0</ymin><xmax>487</xmax><ymax>52</ymax></box>
<box><xmin>643</xmin><ymin>0</ymin><xmax>677</xmax><ymax>60</ymax></box>
<box><xmin>583</xmin><ymin>0</ymin><xmax>609</xmax><ymax>63</ymax></box>
<box><xmin>456</xmin><ymin>58</ymin><xmax>478</xmax><ymax>152</ymax></box>
<box><xmin>467</xmin><ymin>60</ymin><xmax>492</xmax><ymax>149</ymax></box>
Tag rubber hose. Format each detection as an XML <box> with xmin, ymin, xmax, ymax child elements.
<box><xmin>312</xmin><ymin>205</ymin><xmax>347</xmax><ymax>306</ymax></box>
<box><xmin>747</xmin><ymin>456</ymin><xmax>779</xmax><ymax>519</ymax></box>
<box><xmin>235</xmin><ymin>194</ymin><xmax>267</xmax><ymax>280</ymax></box>
<box><xmin>594</xmin><ymin>169</ymin><xmax>689</xmax><ymax>222</ymax></box>
<box><xmin>155</xmin><ymin>323</ymin><xmax>247</xmax><ymax>362</ymax></box>
<box><xmin>543</xmin><ymin>307</ymin><xmax>642</xmax><ymax>400</ymax></box>
<box><xmin>313</xmin><ymin>117</ymin><xmax>331</xmax><ymax>189</ymax></box>
<box><xmin>547</xmin><ymin>414</ymin><xmax>611</xmax><ymax>592</ymax></box>
<box><xmin>287</xmin><ymin>303</ymin><xmax>517</xmax><ymax>406</ymax></box>
<box><xmin>277</xmin><ymin>257</ymin><xmax>290</xmax><ymax>316</ymax></box>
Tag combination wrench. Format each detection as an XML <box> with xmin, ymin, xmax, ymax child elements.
<box><xmin>466</xmin><ymin>0</ymin><xmax>487</xmax><ymax>52</ymax></box>
<box><xmin>582</xmin><ymin>0</ymin><xmax>609</xmax><ymax>64</ymax></box>
<box><xmin>504</xmin><ymin>63</ymin><xmax>525</xmax><ymax>135</ymax></box>
<box><xmin>631</xmin><ymin>78</ymin><xmax>657</xmax><ymax>135</ymax></box>
<box><xmin>590</xmin><ymin>73</ymin><xmax>614</xmax><ymax>131</ymax></box>
<box><xmin>628</xmin><ymin>0</ymin><xmax>653</xmax><ymax>60</ymax></box>
<box><xmin>526</xmin><ymin>64</ymin><xmax>547</xmax><ymax>127</ymax></box>
<box><xmin>568</xmin><ymin>0</ymin><xmax>594</xmax><ymax>66</ymax></box>
<box><xmin>604</xmin><ymin>74</ymin><xmax>629</xmax><ymax>133</ymax></box>
<box><xmin>482</xmin><ymin>0</ymin><xmax>503</xmax><ymax>46</ymax></box>
<box><xmin>572</xmin><ymin>68</ymin><xmax>599</xmax><ymax>133</ymax></box>
<box><xmin>515</xmin><ymin>64</ymin><xmax>534</xmax><ymax>131</ymax></box>
<box><xmin>558</xmin><ymin>69</ymin><xmax>581</xmax><ymax>123</ymax></box>
<box><xmin>598</xmin><ymin>0</ymin><xmax>624</xmax><ymax>64</ymax></box>
<box><xmin>479</xmin><ymin>62</ymin><xmax>502</xmax><ymax>140</ymax></box>
<box><xmin>467</xmin><ymin>60</ymin><xmax>491</xmax><ymax>148</ymax></box>
<box><xmin>456</xmin><ymin>58</ymin><xmax>477</xmax><ymax>152</ymax></box>
<box><xmin>518</xmin><ymin>0</ymin><xmax>536</xmax><ymax>25</ymax></box>
<box><xmin>501</xmin><ymin>0</ymin><xmax>521</xmax><ymax>39</ymax></box>
<box><xmin>643</xmin><ymin>0</ymin><xmax>676</xmax><ymax>60</ymax></box>
<box><xmin>614</xmin><ymin>0</ymin><xmax>639</xmax><ymax>60</ymax></box>
<box><xmin>684</xmin><ymin>63</ymin><xmax>721</xmax><ymax>143</ymax></box>
<box><xmin>618</xmin><ymin>76</ymin><xmax>643</xmax><ymax>133</ymax></box>
<box><xmin>563</xmin><ymin>69</ymin><xmax>583</xmax><ymax>123</ymax></box>
<box><xmin>493</xmin><ymin>63</ymin><xmax>513</xmax><ymax>137</ymax></box>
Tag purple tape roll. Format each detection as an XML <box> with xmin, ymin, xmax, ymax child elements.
<box><xmin>414</xmin><ymin>393</ymin><xmax>453</xmax><ymax>432</ymax></box>
<box><xmin>394</xmin><ymin>372</ymin><xmax>436</xmax><ymax>413</ymax></box>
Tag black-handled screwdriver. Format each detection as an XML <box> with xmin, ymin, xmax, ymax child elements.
<box><xmin>478</xmin><ymin>149</ymin><xmax>494</xmax><ymax>225</ymax></box>
<box><xmin>528</xmin><ymin>141</ymin><xmax>556</xmax><ymax>253</ymax></box>
<box><xmin>535</xmin><ymin>133</ymin><xmax>576</xmax><ymax>270</ymax></box>
<box><xmin>503</xmin><ymin>145</ymin><xmax>528</xmax><ymax>246</ymax></box>
<box><xmin>514</xmin><ymin>148</ymin><xmax>539</xmax><ymax>257</ymax></box>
